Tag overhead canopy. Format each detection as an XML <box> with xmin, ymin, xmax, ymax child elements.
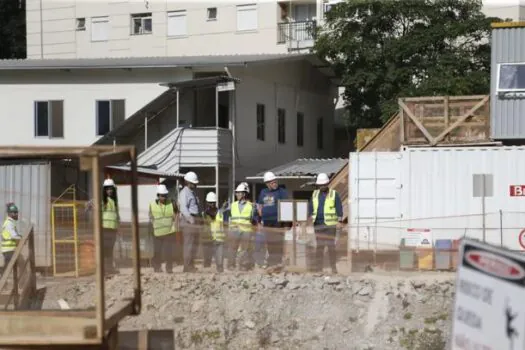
<box><xmin>160</xmin><ymin>75</ymin><xmax>240</xmax><ymax>90</ymax></box>
<box><xmin>246</xmin><ymin>158</ymin><xmax>348</xmax><ymax>181</ymax></box>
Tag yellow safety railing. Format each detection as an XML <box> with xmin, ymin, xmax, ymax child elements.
<box><xmin>51</xmin><ymin>202</ymin><xmax>80</xmax><ymax>277</ymax></box>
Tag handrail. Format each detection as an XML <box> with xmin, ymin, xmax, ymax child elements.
<box><xmin>0</xmin><ymin>226</ymin><xmax>37</xmax><ymax>310</ymax></box>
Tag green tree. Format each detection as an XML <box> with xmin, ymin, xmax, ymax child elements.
<box><xmin>0</xmin><ymin>0</ymin><xmax>26</xmax><ymax>59</ymax></box>
<box><xmin>314</xmin><ymin>0</ymin><xmax>501</xmax><ymax>128</ymax></box>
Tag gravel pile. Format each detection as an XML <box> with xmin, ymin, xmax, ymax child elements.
<box><xmin>43</xmin><ymin>271</ymin><xmax>456</xmax><ymax>350</ymax></box>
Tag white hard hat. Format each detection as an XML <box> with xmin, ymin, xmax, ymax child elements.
<box><xmin>263</xmin><ymin>171</ymin><xmax>277</xmax><ymax>183</ymax></box>
<box><xmin>184</xmin><ymin>171</ymin><xmax>199</xmax><ymax>184</ymax></box>
<box><xmin>235</xmin><ymin>183</ymin><xmax>249</xmax><ymax>192</ymax></box>
<box><xmin>103</xmin><ymin>178</ymin><xmax>115</xmax><ymax>187</ymax></box>
<box><xmin>206</xmin><ymin>192</ymin><xmax>217</xmax><ymax>203</ymax></box>
<box><xmin>156</xmin><ymin>184</ymin><xmax>169</xmax><ymax>195</ymax></box>
<box><xmin>240</xmin><ymin>182</ymin><xmax>250</xmax><ymax>193</ymax></box>
<box><xmin>316</xmin><ymin>173</ymin><xmax>330</xmax><ymax>185</ymax></box>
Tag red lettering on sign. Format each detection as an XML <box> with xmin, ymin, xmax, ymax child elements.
<box><xmin>510</xmin><ymin>185</ymin><xmax>525</xmax><ymax>197</ymax></box>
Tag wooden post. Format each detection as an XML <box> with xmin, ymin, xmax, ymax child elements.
<box><xmin>28</xmin><ymin>228</ymin><xmax>37</xmax><ymax>296</ymax></box>
<box><xmin>444</xmin><ymin>96</ymin><xmax>449</xmax><ymax>142</ymax></box>
<box><xmin>130</xmin><ymin>147</ymin><xmax>141</xmax><ymax>315</ymax></box>
<box><xmin>91</xmin><ymin>155</ymin><xmax>105</xmax><ymax>340</ymax></box>
<box><xmin>12</xmin><ymin>260</ymin><xmax>18</xmax><ymax>310</ymax></box>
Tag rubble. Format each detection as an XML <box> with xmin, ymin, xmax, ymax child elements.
<box><xmin>43</xmin><ymin>272</ymin><xmax>455</xmax><ymax>349</ymax></box>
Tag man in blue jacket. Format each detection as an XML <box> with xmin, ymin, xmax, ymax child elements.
<box><xmin>257</xmin><ymin>171</ymin><xmax>289</xmax><ymax>269</ymax></box>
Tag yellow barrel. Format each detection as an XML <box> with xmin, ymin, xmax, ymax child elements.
<box><xmin>417</xmin><ymin>248</ymin><xmax>434</xmax><ymax>270</ymax></box>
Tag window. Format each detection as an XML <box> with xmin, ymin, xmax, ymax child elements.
<box><xmin>34</xmin><ymin>101</ymin><xmax>64</xmax><ymax>138</ymax></box>
<box><xmin>317</xmin><ymin>117</ymin><xmax>323</xmax><ymax>149</ymax></box>
<box><xmin>236</xmin><ymin>4</ymin><xmax>258</xmax><ymax>31</ymax></box>
<box><xmin>207</xmin><ymin>7</ymin><xmax>217</xmax><ymax>21</ymax></box>
<box><xmin>131</xmin><ymin>13</ymin><xmax>152</xmax><ymax>35</ymax></box>
<box><xmin>96</xmin><ymin>100</ymin><xmax>125</xmax><ymax>136</ymax></box>
<box><xmin>91</xmin><ymin>16</ymin><xmax>109</xmax><ymax>42</ymax></box>
<box><xmin>76</xmin><ymin>18</ymin><xmax>86</xmax><ymax>31</ymax></box>
<box><xmin>167</xmin><ymin>11</ymin><xmax>187</xmax><ymax>37</ymax></box>
<box><xmin>296</xmin><ymin>112</ymin><xmax>304</xmax><ymax>147</ymax></box>
<box><xmin>498</xmin><ymin>63</ymin><xmax>525</xmax><ymax>92</ymax></box>
<box><xmin>256</xmin><ymin>103</ymin><xmax>265</xmax><ymax>141</ymax></box>
<box><xmin>278</xmin><ymin>108</ymin><xmax>286</xmax><ymax>144</ymax></box>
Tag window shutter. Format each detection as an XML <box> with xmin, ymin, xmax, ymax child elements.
<box><xmin>91</xmin><ymin>17</ymin><xmax>109</xmax><ymax>42</ymax></box>
<box><xmin>236</xmin><ymin>4</ymin><xmax>258</xmax><ymax>31</ymax></box>
<box><xmin>111</xmin><ymin>100</ymin><xmax>126</xmax><ymax>129</ymax></box>
<box><xmin>50</xmin><ymin>101</ymin><xmax>64</xmax><ymax>138</ymax></box>
<box><xmin>167</xmin><ymin>11</ymin><xmax>187</xmax><ymax>36</ymax></box>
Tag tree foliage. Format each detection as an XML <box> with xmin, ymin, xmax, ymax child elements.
<box><xmin>0</xmin><ymin>0</ymin><xmax>26</xmax><ymax>59</ymax></box>
<box><xmin>314</xmin><ymin>0</ymin><xmax>501</xmax><ymax>128</ymax></box>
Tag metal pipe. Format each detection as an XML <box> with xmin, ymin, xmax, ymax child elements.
<box><xmin>231</xmin><ymin>89</ymin><xmax>237</xmax><ymax>203</ymax></box>
<box><xmin>144</xmin><ymin>116</ymin><xmax>148</xmax><ymax>150</ymax></box>
<box><xmin>176</xmin><ymin>90</ymin><xmax>180</xmax><ymax>127</ymax></box>
<box><xmin>39</xmin><ymin>0</ymin><xmax>44</xmax><ymax>58</ymax></box>
<box><xmin>215</xmin><ymin>86</ymin><xmax>219</xmax><ymax>129</ymax></box>
<box><xmin>215</xmin><ymin>164</ymin><xmax>219</xmax><ymax>206</ymax></box>
<box><xmin>245</xmin><ymin>175</ymin><xmax>316</xmax><ymax>180</ymax></box>
<box><xmin>499</xmin><ymin>209</ymin><xmax>503</xmax><ymax>247</ymax></box>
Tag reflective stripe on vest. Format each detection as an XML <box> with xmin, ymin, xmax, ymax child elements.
<box><xmin>230</xmin><ymin>201</ymin><xmax>253</xmax><ymax>233</ymax></box>
<box><xmin>102</xmin><ymin>198</ymin><xmax>119</xmax><ymax>230</ymax></box>
<box><xmin>1</xmin><ymin>218</ymin><xmax>17</xmax><ymax>253</ymax></box>
<box><xmin>209</xmin><ymin>213</ymin><xmax>225</xmax><ymax>242</ymax></box>
<box><xmin>150</xmin><ymin>201</ymin><xmax>176</xmax><ymax>237</ymax></box>
<box><xmin>312</xmin><ymin>189</ymin><xmax>338</xmax><ymax>226</ymax></box>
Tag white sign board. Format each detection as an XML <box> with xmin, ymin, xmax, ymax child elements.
<box><xmin>402</xmin><ymin>228</ymin><xmax>432</xmax><ymax>247</ymax></box>
<box><xmin>295</xmin><ymin>201</ymin><xmax>309</xmax><ymax>222</ymax></box>
<box><xmin>278</xmin><ymin>200</ymin><xmax>294</xmax><ymax>222</ymax></box>
<box><xmin>452</xmin><ymin>239</ymin><xmax>525</xmax><ymax>350</ymax></box>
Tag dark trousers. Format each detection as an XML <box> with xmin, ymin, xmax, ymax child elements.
<box><xmin>183</xmin><ymin>227</ymin><xmax>200</xmax><ymax>269</ymax></box>
<box><xmin>265</xmin><ymin>222</ymin><xmax>285</xmax><ymax>267</ymax></box>
<box><xmin>227</xmin><ymin>231</ymin><xmax>254</xmax><ymax>269</ymax></box>
<box><xmin>153</xmin><ymin>234</ymin><xmax>177</xmax><ymax>272</ymax></box>
<box><xmin>254</xmin><ymin>232</ymin><xmax>267</xmax><ymax>266</ymax></box>
<box><xmin>202</xmin><ymin>232</ymin><xmax>214</xmax><ymax>268</ymax></box>
<box><xmin>314</xmin><ymin>225</ymin><xmax>337</xmax><ymax>272</ymax></box>
<box><xmin>2</xmin><ymin>251</ymin><xmax>14</xmax><ymax>276</ymax></box>
<box><xmin>103</xmin><ymin>229</ymin><xmax>118</xmax><ymax>272</ymax></box>
<box><xmin>204</xmin><ymin>241</ymin><xmax>224</xmax><ymax>272</ymax></box>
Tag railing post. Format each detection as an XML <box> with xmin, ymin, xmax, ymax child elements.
<box><xmin>28</xmin><ymin>228</ymin><xmax>37</xmax><ymax>295</ymax></box>
<box><xmin>12</xmin><ymin>259</ymin><xmax>18</xmax><ymax>310</ymax></box>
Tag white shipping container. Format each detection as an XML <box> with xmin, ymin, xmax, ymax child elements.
<box><xmin>350</xmin><ymin>147</ymin><xmax>525</xmax><ymax>251</ymax></box>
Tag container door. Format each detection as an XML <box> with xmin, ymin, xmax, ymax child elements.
<box><xmin>349</xmin><ymin>152</ymin><xmax>402</xmax><ymax>251</ymax></box>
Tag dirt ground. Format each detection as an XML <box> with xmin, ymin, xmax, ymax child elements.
<box><xmin>41</xmin><ymin>267</ymin><xmax>456</xmax><ymax>350</ymax></box>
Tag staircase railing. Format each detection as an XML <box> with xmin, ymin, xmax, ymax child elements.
<box><xmin>0</xmin><ymin>226</ymin><xmax>37</xmax><ymax>310</ymax></box>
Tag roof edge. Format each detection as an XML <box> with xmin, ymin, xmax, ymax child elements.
<box><xmin>491</xmin><ymin>21</ymin><xmax>525</xmax><ymax>29</ymax></box>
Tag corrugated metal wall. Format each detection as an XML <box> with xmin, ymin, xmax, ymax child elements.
<box><xmin>491</xmin><ymin>27</ymin><xmax>525</xmax><ymax>139</ymax></box>
<box><xmin>0</xmin><ymin>162</ymin><xmax>51</xmax><ymax>267</ymax></box>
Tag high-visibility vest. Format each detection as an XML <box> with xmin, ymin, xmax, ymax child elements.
<box><xmin>102</xmin><ymin>198</ymin><xmax>119</xmax><ymax>230</ymax></box>
<box><xmin>208</xmin><ymin>212</ymin><xmax>225</xmax><ymax>242</ymax></box>
<box><xmin>1</xmin><ymin>218</ymin><xmax>18</xmax><ymax>253</ymax></box>
<box><xmin>230</xmin><ymin>201</ymin><xmax>254</xmax><ymax>233</ymax></box>
<box><xmin>149</xmin><ymin>201</ymin><xmax>177</xmax><ymax>237</ymax></box>
<box><xmin>312</xmin><ymin>189</ymin><xmax>338</xmax><ymax>226</ymax></box>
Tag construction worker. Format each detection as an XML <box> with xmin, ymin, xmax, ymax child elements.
<box><xmin>228</xmin><ymin>183</ymin><xmax>257</xmax><ymax>271</ymax></box>
<box><xmin>1</xmin><ymin>202</ymin><xmax>21</xmax><ymax>273</ymax></box>
<box><xmin>203</xmin><ymin>192</ymin><xmax>225</xmax><ymax>272</ymax></box>
<box><xmin>257</xmin><ymin>171</ymin><xmax>289</xmax><ymax>270</ymax></box>
<box><xmin>102</xmin><ymin>178</ymin><xmax>120</xmax><ymax>274</ymax></box>
<box><xmin>149</xmin><ymin>184</ymin><xmax>179</xmax><ymax>273</ymax></box>
<box><xmin>178</xmin><ymin>171</ymin><xmax>201</xmax><ymax>273</ymax></box>
<box><xmin>308</xmin><ymin>173</ymin><xmax>343</xmax><ymax>274</ymax></box>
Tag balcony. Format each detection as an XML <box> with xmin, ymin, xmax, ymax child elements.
<box><xmin>277</xmin><ymin>20</ymin><xmax>316</xmax><ymax>51</ymax></box>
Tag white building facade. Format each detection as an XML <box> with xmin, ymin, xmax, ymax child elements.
<box><xmin>0</xmin><ymin>54</ymin><xmax>336</xmax><ymax>182</ymax></box>
<box><xmin>26</xmin><ymin>0</ymin><xmax>328</xmax><ymax>59</ymax></box>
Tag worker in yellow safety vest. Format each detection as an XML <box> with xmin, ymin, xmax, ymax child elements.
<box><xmin>203</xmin><ymin>192</ymin><xmax>225</xmax><ymax>272</ymax></box>
<box><xmin>102</xmin><ymin>178</ymin><xmax>120</xmax><ymax>274</ymax></box>
<box><xmin>149</xmin><ymin>184</ymin><xmax>179</xmax><ymax>273</ymax></box>
<box><xmin>227</xmin><ymin>183</ymin><xmax>257</xmax><ymax>271</ymax></box>
<box><xmin>1</xmin><ymin>202</ymin><xmax>22</xmax><ymax>274</ymax></box>
<box><xmin>308</xmin><ymin>173</ymin><xmax>343</xmax><ymax>274</ymax></box>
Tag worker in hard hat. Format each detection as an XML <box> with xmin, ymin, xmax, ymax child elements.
<box><xmin>102</xmin><ymin>178</ymin><xmax>120</xmax><ymax>274</ymax></box>
<box><xmin>228</xmin><ymin>182</ymin><xmax>257</xmax><ymax>271</ymax></box>
<box><xmin>1</xmin><ymin>202</ymin><xmax>21</xmax><ymax>273</ymax></box>
<box><xmin>149</xmin><ymin>184</ymin><xmax>179</xmax><ymax>273</ymax></box>
<box><xmin>257</xmin><ymin>171</ymin><xmax>289</xmax><ymax>270</ymax></box>
<box><xmin>177</xmin><ymin>171</ymin><xmax>202</xmax><ymax>273</ymax></box>
<box><xmin>308</xmin><ymin>173</ymin><xmax>343</xmax><ymax>274</ymax></box>
<box><xmin>203</xmin><ymin>192</ymin><xmax>226</xmax><ymax>272</ymax></box>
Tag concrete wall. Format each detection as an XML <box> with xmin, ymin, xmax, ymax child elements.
<box><xmin>26</xmin><ymin>0</ymin><xmax>321</xmax><ymax>59</ymax></box>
